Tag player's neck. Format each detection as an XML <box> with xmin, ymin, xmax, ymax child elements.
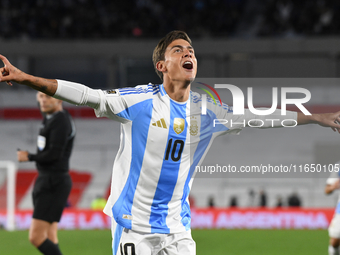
<box><xmin>163</xmin><ymin>79</ymin><xmax>191</xmax><ymax>102</ymax></box>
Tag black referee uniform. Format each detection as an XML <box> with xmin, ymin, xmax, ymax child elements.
<box><xmin>28</xmin><ymin>110</ymin><xmax>76</xmax><ymax>223</ymax></box>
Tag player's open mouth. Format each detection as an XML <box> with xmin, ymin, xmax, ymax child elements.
<box><xmin>182</xmin><ymin>61</ymin><xmax>193</xmax><ymax>70</ymax></box>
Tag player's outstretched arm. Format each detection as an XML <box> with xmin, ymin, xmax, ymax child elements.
<box><xmin>297</xmin><ymin>112</ymin><xmax>340</xmax><ymax>133</ymax></box>
<box><xmin>0</xmin><ymin>54</ymin><xmax>57</xmax><ymax>95</ymax></box>
<box><xmin>0</xmin><ymin>54</ymin><xmax>101</xmax><ymax>108</ymax></box>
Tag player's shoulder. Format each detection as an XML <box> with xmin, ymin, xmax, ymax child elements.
<box><xmin>190</xmin><ymin>91</ymin><xmax>201</xmax><ymax>103</ymax></box>
<box><xmin>103</xmin><ymin>83</ymin><xmax>160</xmax><ymax>96</ymax></box>
<box><xmin>190</xmin><ymin>90</ymin><xmax>232</xmax><ymax>112</ymax></box>
<box><xmin>52</xmin><ymin>110</ymin><xmax>67</xmax><ymax>119</ymax></box>
<box><xmin>47</xmin><ymin>110</ymin><xmax>70</xmax><ymax>127</ymax></box>
<box><xmin>57</xmin><ymin>110</ymin><xmax>73</xmax><ymax>121</ymax></box>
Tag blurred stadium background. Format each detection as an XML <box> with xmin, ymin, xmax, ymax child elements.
<box><xmin>1</xmin><ymin>0</ymin><xmax>340</xmax><ymax>254</ymax></box>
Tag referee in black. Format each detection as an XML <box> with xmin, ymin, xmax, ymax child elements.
<box><xmin>17</xmin><ymin>91</ymin><xmax>76</xmax><ymax>255</ymax></box>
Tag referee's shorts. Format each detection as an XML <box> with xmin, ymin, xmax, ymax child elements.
<box><xmin>32</xmin><ymin>173</ymin><xmax>72</xmax><ymax>223</ymax></box>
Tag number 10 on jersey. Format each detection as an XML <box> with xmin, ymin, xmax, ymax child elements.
<box><xmin>164</xmin><ymin>138</ymin><xmax>184</xmax><ymax>162</ymax></box>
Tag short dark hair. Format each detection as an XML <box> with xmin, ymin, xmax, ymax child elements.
<box><xmin>152</xmin><ymin>31</ymin><xmax>192</xmax><ymax>81</ymax></box>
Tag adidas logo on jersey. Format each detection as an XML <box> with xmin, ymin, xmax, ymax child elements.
<box><xmin>122</xmin><ymin>214</ymin><xmax>133</xmax><ymax>220</ymax></box>
<box><xmin>152</xmin><ymin>118</ymin><xmax>167</xmax><ymax>129</ymax></box>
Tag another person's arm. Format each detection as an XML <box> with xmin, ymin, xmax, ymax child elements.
<box><xmin>17</xmin><ymin>114</ymin><xmax>71</xmax><ymax>163</ymax></box>
<box><xmin>17</xmin><ymin>150</ymin><xmax>29</xmax><ymax>162</ymax></box>
<box><xmin>325</xmin><ymin>179</ymin><xmax>340</xmax><ymax>195</ymax></box>
<box><xmin>325</xmin><ymin>170</ymin><xmax>340</xmax><ymax>195</ymax></box>
<box><xmin>30</xmin><ymin>115</ymin><xmax>71</xmax><ymax>163</ymax></box>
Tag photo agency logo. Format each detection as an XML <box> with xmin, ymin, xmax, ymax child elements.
<box><xmin>196</xmin><ymin>82</ymin><xmax>222</xmax><ymax>112</ymax></box>
<box><xmin>195</xmin><ymin>81</ymin><xmax>312</xmax><ymax>128</ymax></box>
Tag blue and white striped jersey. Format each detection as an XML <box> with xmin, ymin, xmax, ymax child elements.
<box><xmin>55</xmin><ymin>80</ymin><xmax>297</xmax><ymax>247</ymax></box>
<box><xmin>95</xmin><ymin>84</ymin><xmax>236</xmax><ymax>235</ymax></box>
<box><xmin>91</xmin><ymin>83</ymin><xmax>292</xmax><ymax>234</ymax></box>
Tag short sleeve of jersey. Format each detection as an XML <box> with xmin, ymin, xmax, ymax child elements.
<box><xmin>94</xmin><ymin>85</ymin><xmax>154</xmax><ymax>123</ymax></box>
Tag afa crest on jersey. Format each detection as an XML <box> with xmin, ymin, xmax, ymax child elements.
<box><xmin>174</xmin><ymin>118</ymin><xmax>185</xmax><ymax>134</ymax></box>
<box><xmin>189</xmin><ymin>116</ymin><xmax>198</xmax><ymax>136</ymax></box>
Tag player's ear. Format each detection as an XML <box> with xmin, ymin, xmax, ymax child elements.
<box><xmin>36</xmin><ymin>91</ymin><xmax>42</xmax><ymax>102</ymax></box>
<box><xmin>57</xmin><ymin>99</ymin><xmax>63</xmax><ymax>107</ymax></box>
<box><xmin>156</xmin><ymin>61</ymin><xmax>167</xmax><ymax>73</ymax></box>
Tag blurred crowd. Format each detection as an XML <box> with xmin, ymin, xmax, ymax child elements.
<box><xmin>257</xmin><ymin>0</ymin><xmax>340</xmax><ymax>37</ymax></box>
<box><xmin>1</xmin><ymin>0</ymin><xmax>340</xmax><ymax>40</ymax></box>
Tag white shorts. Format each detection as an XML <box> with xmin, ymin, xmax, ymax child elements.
<box><xmin>113</xmin><ymin>227</ymin><xmax>196</xmax><ymax>255</ymax></box>
<box><xmin>329</xmin><ymin>214</ymin><xmax>340</xmax><ymax>238</ymax></box>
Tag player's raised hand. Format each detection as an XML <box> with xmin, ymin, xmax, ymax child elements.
<box><xmin>298</xmin><ymin>111</ymin><xmax>340</xmax><ymax>133</ymax></box>
<box><xmin>0</xmin><ymin>54</ymin><xmax>57</xmax><ymax>95</ymax></box>
<box><xmin>0</xmin><ymin>54</ymin><xmax>27</xmax><ymax>86</ymax></box>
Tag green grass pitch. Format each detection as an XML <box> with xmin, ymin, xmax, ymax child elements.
<box><xmin>0</xmin><ymin>229</ymin><xmax>329</xmax><ymax>254</ymax></box>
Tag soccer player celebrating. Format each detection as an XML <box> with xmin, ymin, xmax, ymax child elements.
<box><xmin>325</xmin><ymin>169</ymin><xmax>340</xmax><ymax>255</ymax></box>
<box><xmin>1</xmin><ymin>31</ymin><xmax>340</xmax><ymax>255</ymax></box>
